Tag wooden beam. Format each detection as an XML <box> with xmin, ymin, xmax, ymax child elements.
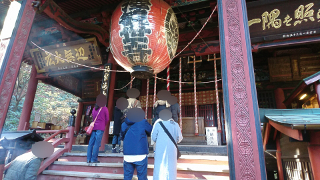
<box><xmin>276</xmin><ymin>135</ymin><xmax>284</xmax><ymax>180</ymax></box>
<box><xmin>273</xmin><ymin>129</ymin><xmax>278</xmax><ymax>141</ymax></box>
<box><xmin>263</xmin><ymin>123</ymin><xmax>271</xmax><ymax>151</ymax></box>
<box><xmin>269</xmin><ymin>121</ymin><xmax>303</xmax><ymax>141</ymax></box>
<box><xmin>52</xmin><ymin>138</ymin><xmax>70</xmax><ymax>148</ymax></box>
<box><xmin>36</xmin><ymin>0</ymin><xmax>109</xmax><ymax>47</ymax></box>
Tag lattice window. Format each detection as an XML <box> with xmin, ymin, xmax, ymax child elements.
<box><xmin>182</xmin><ymin>105</ymin><xmax>195</xmax><ymax>117</ymax></box>
<box><xmin>283</xmin><ymin>159</ymin><xmax>314</xmax><ymax>180</ymax></box>
<box><xmin>257</xmin><ymin>91</ymin><xmax>277</xmax><ymax>109</ymax></box>
<box><xmin>199</xmin><ymin>104</ymin><xmax>216</xmax><ymax>127</ymax></box>
<box><xmin>181</xmin><ymin>105</ymin><xmax>218</xmax><ymax>127</ymax></box>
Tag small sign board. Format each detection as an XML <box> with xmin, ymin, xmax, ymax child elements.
<box><xmin>205</xmin><ymin>127</ymin><xmax>218</xmax><ymax>146</ymax></box>
<box><xmin>51</xmin><ymin>117</ymin><xmax>57</xmax><ymax>124</ymax></box>
<box><xmin>109</xmin><ymin>121</ymin><xmax>114</xmax><ymax>135</ymax></box>
<box><xmin>34</xmin><ymin>112</ymin><xmax>41</xmax><ymax>122</ymax></box>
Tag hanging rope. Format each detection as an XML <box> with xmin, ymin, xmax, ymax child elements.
<box><xmin>214</xmin><ymin>54</ymin><xmax>221</xmax><ymax>133</ymax></box>
<box><xmin>145</xmin><ymin>79</ymin><xmax>150</xmax><ymax>119</ymax></box>
<box><xmin>130</xmin><ymin>75</ymin><xmax>133</xmax><ymax>88</ymax></box>
<box><xmin>167</xmin><ymin>66</ymin><xmax>170</xmax><ymax>91</ymax></box>
<box><xmin>154</xmin><ymin>76</ymin><xmax>222</xmax><ymax>84</ymax></box>
<box><xmin>114</xmin><ymin>77</ymin><xmax>135</xmax><ymax>91</ymax></box>
<box><xmin>153</xmin><ymin>74</ymin><xmax>157</xmax><ymax>106</ymax></box>
<box><xmin>172</xmin><ymin>5</ymin><xmax>217</xmax><ymax>59</ymax></box>
<box><xmin>193</xmin><ymin>56</ymin><xmax>199</xmax><ymax>135</ymax></box>
<box><xmin>179</xmin><ymin>57</ymin><xmax>182</xmax><ymax>130</ymax></box>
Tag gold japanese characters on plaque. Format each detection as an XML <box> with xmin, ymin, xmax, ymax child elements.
<box><xmin>30</xmin><ymin>37</ymin><xmax>102</xmax><ymax>73</ymax></box>
<box><xmin>247</xmin><ymin>0</ymin><xmax>320</xmax><ymax>41</ymax></box>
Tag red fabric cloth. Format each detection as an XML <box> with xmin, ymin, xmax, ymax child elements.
<box><xmin>91</xmin><ymin>107</ymin><xmax>109</xmax><ymax>131</ymax></box>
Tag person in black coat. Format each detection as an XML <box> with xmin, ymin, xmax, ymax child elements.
<box><xmin>152</xmin><ymin>100</ymin><xmax>170</xmax><ymax>125</ymax></box>
<box><xmin>112</xmin><ymin>106</ymin><xmax>124</xmax><ymax>153</ymax></box>
<box><xmin>170</xmin><ymin>103</ymin><xmax>180</xmax><ymax>123</ymax></box>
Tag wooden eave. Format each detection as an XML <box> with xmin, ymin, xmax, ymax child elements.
<box><xmin>283</xmin><ymin>71</ymin><xmax>320</xmax><ymax>106</ymax></box>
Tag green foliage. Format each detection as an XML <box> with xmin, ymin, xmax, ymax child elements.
<box><xmin>4</xmin><ymin>63</ymin><xmax>78</xmax><ymax>131</ymax></box>
<box><xmin>30</xmin><ymin>83</ymin><xmax>78</xmax><ymax>129</ymax></box>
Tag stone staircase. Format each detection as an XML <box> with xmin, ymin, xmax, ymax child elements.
<box><xmin>37</xmin><ymin>146</ymin><xmax>230</xmax><ymax>180</ymax></box>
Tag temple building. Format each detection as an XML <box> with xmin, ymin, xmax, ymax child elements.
<box><xmin>0</xmin><ymin>0</ymin><xmax>320</xmax><ymax>179</ymax></box>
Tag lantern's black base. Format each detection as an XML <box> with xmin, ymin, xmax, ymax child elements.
<box><xmin>131</xmin><ymin>66</ymin><xmax>153</xmax><ymax>79</ymax></box>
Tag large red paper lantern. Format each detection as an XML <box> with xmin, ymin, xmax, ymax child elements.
<box><xmin>110</xmin><ymin>0</ymin><xmax>179</xmax><ymax>79</ymax></box>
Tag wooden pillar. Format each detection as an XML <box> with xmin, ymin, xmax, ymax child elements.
<box><xmin>314</xmin><ymin>82</ymin><xmax>320</xmax><ymax>106</ymax></box>
<box><xmin>100</xmin><ymin>53</ymin><xmax>117</xmax><ymax>151</ymax></box>
<box><xmin>0</xmin><ymin>0</ymin><xmax>36</xmax><ymax>132</ymax></box>
<box><xmin>74</xmin><ymin>102</ymin><xmax>83</xmax><ymax>135</ymax></box>
<box><xmin>276</xmin><ymin>135</ymin><xmax>284</xmax><ymax>180</ymax></box>
<box><xmin>308</xmin><ymin>131</ymin><xmax>320</xmax><ymax>180</ymax></box>
<box><xmin>274</xmin><ymin>88</ymin><xmax>286</xmax><ymax>109</ymax></box>
<box><xmin>217</xmin><ymin>0</ymin><xmax>267</xmax><ymax>179</ymax></box>
<box><xmin>17</xmin><ymin>65</ymin><xmax>38</xmax><ymax>130</ymax></box>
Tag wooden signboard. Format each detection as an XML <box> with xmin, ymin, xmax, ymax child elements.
<box><xmin>139</xmin><ymin>90</ymin><xmax>218</xmax><ymax>107</ymax></box>
<box><xmin>268</xmin><ymin>54</ymin><xmax>320</xmax><ymax>82</ymax></box>
<box><xmin>268</xmin><ymin>56</ymin><xmax>293</xmax><ymax>82</ymax></box>
<box><xmin>82</xmin><ymin>79</ymin><xmax>102</xmax><ymax>99</ymax></box>
<box><xmin>30</xmin><ymin>37</ymin><xmax>102</xmax><ymax>73</ymax></box>
<box><xmin>247</xmin><ymin>0</ymin><xmax>320</xmax><ymax>42</ymax></box>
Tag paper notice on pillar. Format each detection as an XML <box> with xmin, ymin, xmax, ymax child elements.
<box><xmin>34</xmin><ymin>112</ymin><xmax>41</xmax><ymax>122</ymax></box>
<box><xmin>205</xmin><ymin>127</ymin><xmax>218</xmax><ymax>146</ymax></box>
<box><xmin>109</xmin><ymin>121</ymin><xmax>114</xmax><ymax>134</ymax></box>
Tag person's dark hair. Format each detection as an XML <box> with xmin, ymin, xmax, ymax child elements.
<box><xmin>95</xmin><ymin>104</ymin><xmax>100</xmax><ymax>110</ymax></box>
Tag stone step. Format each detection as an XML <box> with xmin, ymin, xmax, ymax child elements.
<box><xmin>52</xmin><ymin>161</ymin><xmax>230</xmax><ymax>173</ymax></box>
<box><xmin>48</xmin><ymin>162</ymin><xmax>229</xmax><ymax>178</ymax></box>
<box><xmin>60</xmin><ymin>152</ymin><xmax>228</xmax><ymax>165</ymax></box>
<box><xmin>39</xmin><ymin>170</ymin><xmax>230</xmax><ymax>180</ymax></box>
<box><xmin>62</xmin><ymin>152</ymin><xmax>229</xmax><ymax>160</ymax></box>
<box><xmin>58</xmin><ymin>155</ymin><xmax>229</xmax><ymax>165</ymax></box>
<box><xmin>60</xmin><ymin>145</ymin><xmax>228</xmax><ymax>156</ymax></box>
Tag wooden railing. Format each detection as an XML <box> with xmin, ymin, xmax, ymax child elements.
<box><xmin>3</xmin><ymin>127</ymin><xmax>75</xmax><ymax>175</ymax></box>
<box><xmin>35</xmin><ymin>126</ymin><xmax>75</xmax><ymax>174</ymax></box>
<box><xmin>2</xmin><ymin>110</ymin><xmax>77</xmax><ymax>178</ymax></box>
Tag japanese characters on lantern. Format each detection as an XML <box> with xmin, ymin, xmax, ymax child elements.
<box><xmin>110</xmin><ymin>0</ymin><xmax>179</xmax><ymax>79</ymax></box>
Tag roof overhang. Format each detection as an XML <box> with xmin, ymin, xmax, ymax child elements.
<box><xmin>283</xmin><ymin>71</ymin><xmax>320</xmax><ymax>107</ymax></box>
<box><xmin>260</xmin><ymin>108</ymin><xmax>320</xmax><ymax>144</ymax></box>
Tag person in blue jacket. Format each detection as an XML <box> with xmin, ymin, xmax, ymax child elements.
<box><xmin>121</xmin><ymin>117</ymin><xmax>152</xmax><ymax>180</ymax></box>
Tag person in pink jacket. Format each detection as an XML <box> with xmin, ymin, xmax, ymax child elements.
<box><xmin>87</xmin><ymin>94</ymin><xmax>109</xmax><ymax>163</ymax></box>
